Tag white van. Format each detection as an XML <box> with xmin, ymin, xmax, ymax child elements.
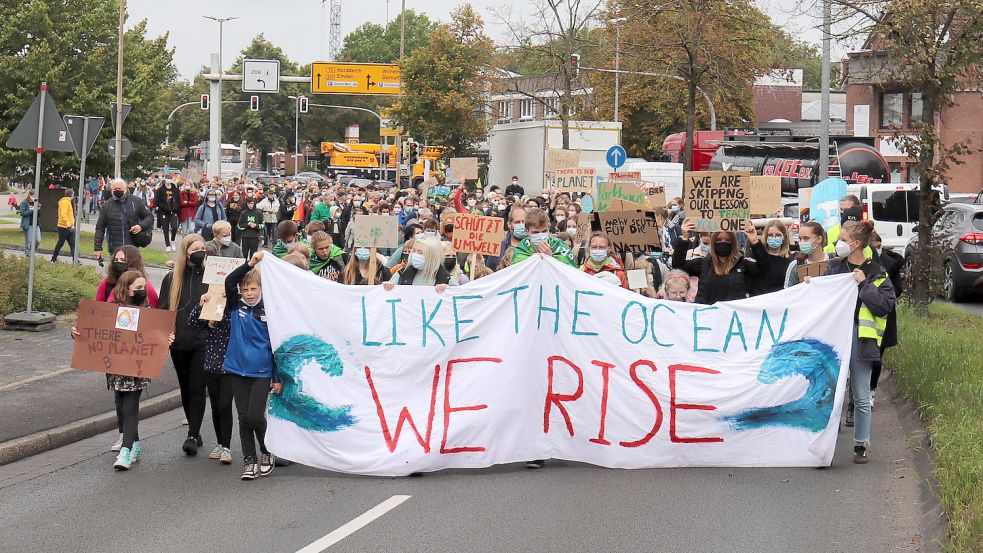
<box><xmin>847</xmin><ymin>183</ymin><xmax>949</xmax><ymax>255</ymax></box>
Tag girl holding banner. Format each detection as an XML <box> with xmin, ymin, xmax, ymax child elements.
<box><xmin>785</xmin><ymin>222</ymin><xmax>831</xmax><ymax>288</ymax></box>
<box><xmin>749</xmin><ymin>220</ymin><xmax>792</xmax><ymax>296</ymax></box>
<box><xmin>671</xmin><ymin>219</ymin><xmax>768</xmax><ymax>304</ymax></box>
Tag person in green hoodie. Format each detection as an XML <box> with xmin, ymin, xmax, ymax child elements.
<box><xmin>309</xmin><ymin>231</ymin><xmax>347</xmax><ymax>282</ymax></box>
<box><xmin>272</xmin><ymin>220</ymin><xmax>307</xmax><ymax>258</ymax></box>
<box><xmin>511</xmin><ymin>207</ymin><xmax>576</xmax><ymax>267</ymax></box>
<box><xmin>310</xmin><ymin>192</ymin><xmax>332</xmax><ymax>223</ymax></box>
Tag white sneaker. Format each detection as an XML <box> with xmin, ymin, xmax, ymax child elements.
<box><xmin>220</xmin><ymin>448</ymin><xmax>233</xmax><ymax>465</ymax></box>
<box><xmin>208</xmin><ymin>444</ymin><xmax>223</xmax><ymax>459</ymax></box>
<box><xmin>111</xmin><ymin>433</ymin><xmax>123</xmax><ymax>452</ymax></box>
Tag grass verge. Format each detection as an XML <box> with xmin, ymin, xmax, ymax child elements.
<box><xmin>885</xmin><ymin>303</ymin><xmax>983</xmax><ymax>551</ymax></box>
<box><xmin>0</xmin><ymin>228</ymin><xmax>168</xmax><ymax>265</ymax></box>
<box><xmin>0</xmin><ymin>252</ymin><xmax>103</xmax><ymax>317</ymax></box>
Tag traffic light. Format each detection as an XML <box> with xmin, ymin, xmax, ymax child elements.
<box><xmin>200</xmin><ymin>94</ymin><xmax>209</xmax><ymax>110</ymax></box>
<box><xmin>250</xmin><ymin>95</ymin><xmax>260</xmax><ymax>111</ymax></box>
<box><xmin>408</xmin><ymin>142</ymin><xmax>419</xmax><ymax>165</ymax></box>
<box><xmin>299</xmin><ymin>96</ymin><xmax>309</xmax><ymax>113</ymax></box>
<box><xmin>570</xmin><ymin>53</ymin><xmax>581</xmax><ymax>78</ymax></box>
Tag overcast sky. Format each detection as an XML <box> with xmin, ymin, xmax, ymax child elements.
<box><xmin>129</xmin><ymin>0</ymin><xmax>835</xmax><ymax>81</ymax></box>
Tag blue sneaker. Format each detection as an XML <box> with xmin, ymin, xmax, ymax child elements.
<box><xmin>131</xmin><ymin>441</ymin><xmax>141</xmax><ymax>463</ymax></box>
<box><xmin>114</xmin><ymin>447</ymin><xmax>132</xmax><ymax>470</ymax></box>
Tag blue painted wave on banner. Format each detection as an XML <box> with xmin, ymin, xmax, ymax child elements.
<box><xmin>269</xmin><ymin>334</ymin><xmax>356</xmax><ymax>432</ymax></box>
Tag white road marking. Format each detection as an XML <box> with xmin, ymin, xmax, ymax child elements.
<box><xmin>295</xmin><ymin>494</ymin><xmax>411</xmax><ymax>552</ymax></box>
<box><xmin>0</xmin><ymin>368</ymin><xmax>75</xmax><ymax>392</ymax></box>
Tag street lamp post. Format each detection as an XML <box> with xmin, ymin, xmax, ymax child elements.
<box><xmin>288</xmin><ymin>96</ymin><xmax>301</xmax><ymax>176</ymax></box>
<box><xmin>114</xmin><ymin>0</ymin><xmax>126</xmax><ymax>178</ymax></box>
<box><xmin>611</xmin><ymin>17</ymin><xmax>627</xmax><ymax>124</ymax></box>
<box><xmin>203</xmin><ymin>15</ymin><xmax>239</xmax><ymax>180</ymax></box>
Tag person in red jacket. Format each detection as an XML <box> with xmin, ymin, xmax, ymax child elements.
<box><xmin>579</xmin><ymin>232</ymin><xmax>629</xmax><ymax>288</ymax></box>
<box><xmin>179</xmin><ymin>183</ymin><xmax>200</xmax><ymax>235</ymax></box>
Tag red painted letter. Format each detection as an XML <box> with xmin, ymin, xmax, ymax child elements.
<box><xmin>669</xmin><ymin>364</ymin><xmax>723</xmax><ymax>443</ymax></box>
<box><xmin>544</xmin><ymin>355</ymin><xmax>584</xmax><ymax>436</ymax></box>
<box><xmin>589</xmin><ymin>360</ymin><xmax>614</xmax><ymax>446</ymax></box>
<box><xmin>365</xmin><ymin>364</ymin><xmax>441</xmax><ymax>453</ymax></box>
<box><xmin>619</xmin><ymin>360</ymin><xmax>664</xmax><ymax>448</ymax></box>
<box><xmin>440</xmin><ymin>357</ymin><xmax>501</xmax><ymax>454</ymax></box>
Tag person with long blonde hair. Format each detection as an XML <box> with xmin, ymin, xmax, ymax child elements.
<box><xmin>383</xmin><ymin>236</ymin><xmax>450</xmax><ymax>291</ymax></box>
<box><xmin>158</xmin><ymin>233</ymin><xmax>210</xmax><ymax>456</ymax></box>
<box><xmin>671</xmin><ymin>219</ymin><xmax>768</xmax><ymax>304</ymax></box>
<box><xmin>749</xmin><ymin>219</ymin><xmax>792</xmax><ymax>296</ymax></box>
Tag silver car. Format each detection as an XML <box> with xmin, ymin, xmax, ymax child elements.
<box><xmin>904</xmin><ymin>202</ymin><xmax>983</xmax><ymax>301</ymax></box>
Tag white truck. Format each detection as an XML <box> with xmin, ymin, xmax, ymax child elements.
<box><xmin>486</xmin><ymin>120</ymin><xmax>622</xmax><ymax>195</ymax></box>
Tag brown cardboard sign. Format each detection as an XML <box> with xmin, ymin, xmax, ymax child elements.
<box><xmin>198</xmin><ymin>284</ymin><xmax>229</xmax><ymax>322</ymax></box>
<box><xmin>684</xmin><ymin>171</ymin><xmax>751</xmax><ymax>232</ymax></box>
<box><xmin>545</xmin><ymin>148</ymin><xmax>581</xmax><ymax>173</ymax></box>
<box><xmin>596</xmin><ymin>210</ymin><xmax>662</xmax><ymax>259</ymax></box>
<box><xmin>449</xmin><ymin>157</ymin><xmax>479</xmax><ymax>181</ymax></box>
<box><xmin>451</xmin><ymin>213</ymin><xmax>506</xmax><ymax>256</ymax></box>
<box><xmin>71</xmin><ymin>300</ymin><xmax>175</xmax><ymax>379</ymax></box>
<box><xmin>202</xmin><ymin>256</ymin><xmax>247</xmax><ymax>285</ymax></box>
<box><xmin>554</xmin><ymin>167</ymin><xmax>596</xmax><ymax>193</ymax></box>
<box><xmin>597</xmin><ymin>181</ymin><xmax>649</xmax><ymax>212</ymax></box>
<box><xmin>353</xmin><ymin>214</ymin><xmax>399</xmax><ymax>248</ymax></box>
<box><xmin>749</xmin><ymin>176</ymin><xmax>782</xmax><ymax>216</ymax></box>
<box><xmin>796</xmin><ymin>260</ymin><xmax>829</xmax><ymax>280</ymax></box>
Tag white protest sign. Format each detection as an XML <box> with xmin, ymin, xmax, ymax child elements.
<box><xmin>260</xmin><ymin>255</ymin><xmax>857</xmax><ymax>476</ymax></box>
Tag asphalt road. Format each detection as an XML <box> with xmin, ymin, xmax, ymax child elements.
<box><xmin>951</xmin><ymin>297</ymin><xmax>983</xmax><ymax>316</ymax></box>
<box><xmin>0</xmin><ymin>372</ymin><xmax>940</xmax><ymax>553</ymax></box>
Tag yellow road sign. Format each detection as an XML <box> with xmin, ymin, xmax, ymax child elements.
<box><xmin>380</xmin><ymin>128</ymin><xmax>400</xmax><ymax>137</ymax></box>
<box><xmin>311</xmin><ymin>62</ymin><xmax>402</xmax><ymax>95</ymax></box>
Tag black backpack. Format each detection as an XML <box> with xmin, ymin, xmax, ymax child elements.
<box><xmin>125</xmin><ymin>197</ymin><xmax>153</xmax><ymax>248</ymax></box>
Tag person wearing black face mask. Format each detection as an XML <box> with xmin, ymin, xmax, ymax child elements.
<box><xmin>158</xmin><ymin>234</ymin><xmax>210</xmax><ymax>456</ymax></box>
<box><xmin>94</xmin><ymin>178</ymin><xmax>154</xmax><ymax>263</ymax></box>
<box><xmin>671</xmin><ymin>218</ymin><xmax>770</xmax><ymax>304</ymax></box>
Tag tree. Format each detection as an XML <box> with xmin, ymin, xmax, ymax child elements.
<box><xmin>338</xmin><ymin>10</ymin><xmax>437</xmax><ymax>63</ymax></box>
<box><xmin>0</xmin><ymin>0</ymin><xmax>180</xmax><ymax>180</ymax></box>
<box><xmin>389</xmin><ymin>5</ymin><xmax>495</xmax><ymax>156</ymax></box>
<box><xmin>770</xmin><ymin>32</ymin><xmax>842</xmax><ymax>90</ymax></box>
<box><xmin>495</xmin><ymin>0</ymin><xmax>604</xmax><ymax>149</ymax></box>
<box><xmin>830</xmin><ymin>0</ymin><xmax>983</xmax><ymax>314</ymax></box>
<box><xmin>609</xmin><ymin>0</ymin><xmax>778</xmax><ymax>170</ymax></box>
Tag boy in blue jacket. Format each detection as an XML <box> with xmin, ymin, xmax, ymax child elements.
<box><xmin>223</xmin><ymin>251</ymin><xmax>282</xmax><ymax>481</ymax></box>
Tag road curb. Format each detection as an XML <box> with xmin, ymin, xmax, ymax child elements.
<box><xmin>0</xmin><ymin>242</ymin><xmax>170</xmax><ymax>269</ymax></box>
<box><xmin>0</xmin><ymin>389</ymin><xmax>182</xmax><ymax>466</ymax></box>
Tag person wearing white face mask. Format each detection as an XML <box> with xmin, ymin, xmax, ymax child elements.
<box><xmin>579</xmin><ymin>233</ymin><xmax>629</xmax><ymax>288</ymax></box>
<box><xmin>194</xmin><ymin>190</ymin><xmax>227</xmax><ymax>241</ymax></box>
<box><xmin>342</xmin><ymin>245</ymin><xmax>392</xmax><ymax>285</ymax></box>
<box><xmin>383</xmin><ymin>236</ymin><xmax>450</xmax><ymax>292</ymax></box>
<box><xmin>784</xmin><ymin>221</ymin><xmax>831</xmax><ymax>288</ymax></box>
<box><xmin>511</xmin><ymin>208</ymin><xmax>577</xmax><ymax>267</ymax></box>
<box><xmin>209</xmin><ymin>220</ymin><xmax>244</xmax><ymax>258</ymax></box>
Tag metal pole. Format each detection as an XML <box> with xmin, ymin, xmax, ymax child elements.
<box><xmin>399</xmin><ymin>0</ymin><xmax>406</xmax><ymax>61</ymax></box>
<box><xmin>295</xmin><ymin>97</ymin><xmax>300</xmax><ymax>175</ymax></box>
<box><xmin>165</xmin><ymin>101</ymin><xmax>199</xmax><ymax>146</ymax></box>
<box><xmin>26</xmin><ymin>83</ymin><xmax>48</xmax><ymax>313</ymax></box>
<box><xmin>819</xmin><ymin>0</ymin><xmax>831</xmax><ymax>181</ymax></box>
<box><xmin>73</xmin><ymin>119</ymin><xmax>89</xmax><ymax>265</ymax></box>
<box><xmin>114</xmin><ymin>0</ymin><xmax>125</xmax><ymax>179</ymax></box>
<box><xmin>614</xmin><ymin>22</ymin><xmax>621</xmax><ymax>123</ymax></box>
<box><xmin>208</xmin><ymin>53</ymin><xmax>222</xmax><ymax>179</ymax></box>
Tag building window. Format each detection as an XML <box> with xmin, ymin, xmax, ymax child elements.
<box><xmin>880</xmin><ymin>92</ymin><xmax>903</xmax><ymax>128</ymax></box>
<box><xmin>519</xmin><ymin>99</ymin><xmax>536</xmax><ymax>121</ymax></box>
<box><xmin>543</xmin><ymin>97</ymin><xmax>560</xmax><ymax>119</ymax></box>
<box><xmin>497</xmin><ymin>100</ymin><xmax>512</xmax><ymax>124</ymax></box>
<box><xmin>910</xmin><ymin>93</ymin><xmax>923</xmax><ymax>123</ymax></box>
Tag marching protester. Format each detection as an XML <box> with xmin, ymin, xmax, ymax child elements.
<box><xmin>225</xmin><ymin>190</ymin><xmax>244</xmax><ymax>245</ymax></box>
<box><xmin>785</xmin><ymin>221</ymin><xmax>831</xmax><ymax>288</ymax></box>
<box><xmin>749</xmin><ymin>220</ymin><xmax>792</xmax><ymax>296</ymax></box>
<box><xmin>511</xmin><ymin>208</ymin><xmax>576</xmax><ymax>267</ymax></box>
<box><xmin>272</xmin><ymin>220</ymin><xmax>305</xmax><ymax>258</ymax></box>
<box><xmin>868</xmin><ymin>231</ymin><xmax>903</xmax><ymax>407</ymax></box>
<box><xmin>72</xmin><ymin>271</ymin><xmax>175</xmax><ymax>470</ymax></box>
<box><xmin>659</xmin><ymin>269</ymin><xmax>692</xmax><ymax>302</ymax></box>
<box><xmin>210</xmin><ymin>221</ymin><xmax>245</xmax><ymax>259</ymax></box>
<box><xmin>671</xmin><ymin>218</ymin><xmax>767</xmax><ymax>304</ymax></box>
<box><xmin>50</xmin><ymin>189</ymin><xmax>75</xmax><ymax>263</ymax></box>
<box><xmin>222</xmin><ymin>251</ymin><xmax>281</xmax><ymax>480</ymax></box>
<box><xmin>237</xmin><ymin>195</ymin><xmax>263</xmax><ymax>259</ymax></box>
<box><xmin>383</xmin><ymin>236</ymin><xmax>450</xmax><ymax>290</ymax></box>
<box><xmin>93</xmin><ymin>178</ymin><xmax>154</xmax><ymax>262</ymax></box>
<box><xmin>343</xmin><ymin>243</ymin><xmax>392</xmax><ymax>285</ymax></box>
<box><xmin>179</xmin><ymin>182</ymin><xmax>200</xmax><ymax>236</ymax></box>
<box><xmin>309</xmin><ymin>231</ymin><xmax>347</xmax><ymax>281</ymax></box>
<box><xmin>194</xmin><ymin>189</ymin><xmax>226</xmax><ymax>242</ymax></box>
<box><xmin>820</xmin><ymin>220</ymin><xmax>896</xmax><ymax>464</ymax></box>
<box><xmin>441</xmin><ymin>242</ymin><xmax>469</xmax><ymax>286</ymax></box>
<box><xmin>154</xmin><ymin>179</ymin><xmax>181</xmax><ymax>252</ymax></box>
<box><xmin>257</xmin><ymin>188</ymin><xmax>280</xmax><ymax>248</ymax></box>
<box><xmin>158</xmin><ymin>234</ymin><xmax>210</xmax><ymax>456</ymax></box>
<box><xmin>579</xmin><ymin>232</ymin><xmax>629</xmax><ymax>288</ymax></box>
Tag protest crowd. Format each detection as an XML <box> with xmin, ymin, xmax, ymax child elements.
<box><xmin>65</xmin><ymin>169</ymin><xmax>897</xmax><ymax>478</ymax></box>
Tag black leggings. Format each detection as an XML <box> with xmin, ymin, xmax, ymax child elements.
<box><xmin>119</xmin><ymin>390</ymin><xmax>141</xmax><ymax>450</ymax></box>
<box><xmin>205</xmin><ymin>372</ymin><xmax>234</xmax><ymax>448</ymax></box>
<box><xmin>241</xmin><ymin>237</ymin><xmax>259</xmax><ymax>260</ymax></box>
<box><xmin>171</xmin><ymin>348</ymin><xmax>207</xmax><ymax>439</ymax></box>
<box><xmin>230</xmin><ymin>374</ymin><xmax>271</xmax><ymax>462</ymax></box>
<box><xmin>160</xmin><ymin>212</ymin><xmax>178</xmax><ymax>247</ymax></box>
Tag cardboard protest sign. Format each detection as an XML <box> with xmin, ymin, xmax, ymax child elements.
<box><xmin>71</xmin><ymin>300</ymin><xmax>175</xmax><ymax>379</ymax></box>
<box><xmin>353</xmin><ymin>214</ymin><xmax>399</xmax><ymax>248</ymax></box>
<box><xmin>796</xmin><ymin>260</ymin><xmax>830</xmax><ymax>280</ymax></box>
<box><xmin>626</xmin><ymin>268</ymin><xmax>648</xmax><ymax>290</ymax></box>
<box><xmin>575</xmin><ymin>214</ymin><xmax>592</xmax><ymax>246</ymax></box>
<box><xmin>596</xmin><ymin>210</ymin><xmax>662</xmax><ymax>259</ymax></box>
<box><xmin>449</xmin><ymin>157</ymin><xmax>479</xmax><ymax>181</ymax></box>
<box><xmin>597</xmin><ymin>181</ymin><xmax>649</xmax><ymax>212</ymax></box>
<box><xmin>684</xmin><ymin>171</ymin><xmax>751</xmax><ymax>232</ymax></box>
<box><xmin>643</xmin><ymin>182</ymin><xmax>667</xmax><ymax>209</ymax></box>
<box><xmin>809</xmin><ymin>177</ymin><xmax>848</xmax><ymax>231</ymax></box>
<box><xmin>798</xmin><ymin>187</ymin><xmax>813</xmax><ymax>223</ymax></box>
<box><xmin>608</xmin><ymin>171</ymin><xmax>641</xmax><ymax>183</ymax></box>
<box><xmin>451</xmin><ymin>213</ymin><xmax>506</xmax><ymax>256</ymax></box>
<box><xmin>260</xmin><ymin>254</ymin><xmax>859</xmax><ymax>476</ymax></box>
<box><xmin>554</xmin><ymin>168</ymin><xmax>596</xmax><ymax>194</ymax></box>
<box><xmin>748</xmin><ymin>176</ymin><xmax>782</xmax><ymax>216</ymax></box>
<box><xmin>202</xmin><ymin>256</ymin><xmax>247</xmax><ymax>285</ymax></box>
<box><xmin>545</xmin><ymin>148</ymin><xmax>580</xmax><ymax>173</ymax></box>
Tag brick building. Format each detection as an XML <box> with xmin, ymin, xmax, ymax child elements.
<box><xmin>753</xmin><ymin>69</ymin><xmax>804</xmax><ymax>123</ymax></box>
<box><xmin>488</xmin><ymin>73</ymin><xmax>593</xmax><ymax>124</ymax></box>
<box><xmin>843</xmin><ymin>47</ymin><xmax>983</xmax><ymax>194</ymax></box>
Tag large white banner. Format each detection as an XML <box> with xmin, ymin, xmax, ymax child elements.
<box><xmin>260</xmin><ymin>255</ymin><xmax>858</xmax><ymax>476</ymax></box>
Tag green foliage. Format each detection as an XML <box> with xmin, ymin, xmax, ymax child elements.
<box><xmin>885</xmin><ymin>303</ymin><xmax>983</xmax><ymax>551</ymax></box>
<box><xmin>769</xmin><ymin>32</ymin><xmax>842</xmax><ymax>91</ymax></box>
<box><xmin>0</xmin><ymin>252</ymin><xmax>102</xmax><ymax>318</ymax></box>
<box><xmin>338</xmin><ymin>10</ymin><xmax>437</xmax><ymax>64</ymax></box>
<box><xmin>390</xmin><ymin>5</ymin><xmax>495</xmax><ymax>156</ymax></box>
<box><xmin>0</xmin><ymin>0</ymin><xmax>179</xmax><ymax>180</ymax></box>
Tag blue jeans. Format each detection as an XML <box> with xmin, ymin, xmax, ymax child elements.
<box><xmin>23</xmin><ymin>226</ymin><xmax>40</xmax><ymax>254</ymax></box>
<box><xmin>849</xmin><ymin>329</ymin><xmax>873</xmax><ymax>445</ymax></box>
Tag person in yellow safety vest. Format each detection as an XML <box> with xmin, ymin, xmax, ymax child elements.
<box><xmin>824</xmin><ymin>195</ymin><xmax>873</xmax><ymax>257</ymax></box>
<box><xmin>822</xmin><ymin>219</ymin><xmax>896</xmax><ymax>465</ymax></box>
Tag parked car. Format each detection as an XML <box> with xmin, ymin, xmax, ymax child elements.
<box><xmin>848</xmin><ymin>182</ymin><xmax>949</xmax><ymax>255</ymax></box>
<box><xmin>293</xmin><ymin>171</ymin><xmax>327</xmax><ymax>185</ymax></box>
<box><xmin>903</xmin><ymin>202</ymin><xmax>983</xmax><ymax>302</ymax></box>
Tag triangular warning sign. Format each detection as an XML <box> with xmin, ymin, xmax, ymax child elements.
<box><xmin>5</xmin><ymin>87</ymin><xmax>75</xmax><ymax>152</ymax></box>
